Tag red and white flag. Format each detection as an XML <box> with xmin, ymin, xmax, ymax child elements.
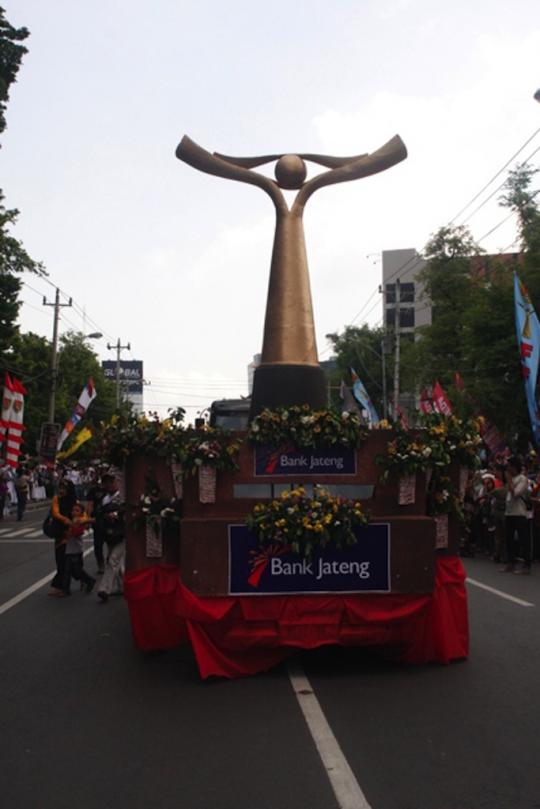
<box><xmin>432</xmin><ymin>380</ymin><xmax>453</xmax><ymax>416</ymax></box>
<box><xmin>419</xmin><ymin>388</ymin><xmax>435</xmax><ymax>414</ymax></box>
<box><xmin>0</xmin><ymin>373</ymin><xmax>14</xmax><ymax>446</ymax></box>
<box><xmin>4</xmin><ymin>376</ymin><xmax>27</xmax><ymax>468</ymax></box>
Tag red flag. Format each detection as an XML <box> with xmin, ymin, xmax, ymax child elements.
<box><xmin>432</xmin><ymin>381</ymin><xmax>453</xmax><ymax>416</ymax></box>
<box><xmin>419</xmin><ymin>388</ymin><xmax>434</xmax><ymax>414</ymax></box>
<box><xmin>454</xmin><ymin>372</ymin><xmax>465</xmax><ymax>391</ymax></box>
<box><xmin>396</xmin><ymin>404</ymin><xmax>409</xmax><ymax>429</ymax></box>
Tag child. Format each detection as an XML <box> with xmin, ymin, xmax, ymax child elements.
<box><xmin>62</xmin><ymin>502</ymin><xmax>96</xmax><ymax>596</ymax></box>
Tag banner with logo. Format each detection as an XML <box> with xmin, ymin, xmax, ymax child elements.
<box><xmin>514</xmin><ymin>273</ymin><xmax>540</xmax><ymax>446</ymax></box>
<box><xmin>254</xmin><ymin>444</ymin><xmax>357</xmax><ymax>477</ymax></box>
<box><xmin>229</xmin><ymin>523</ymin><xmax>391</xmax><ymax>595</ymax></box>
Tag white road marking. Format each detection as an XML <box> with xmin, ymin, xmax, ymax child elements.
<box><xmin>0</xmin><ymin>547</ymin><xmax>94</xmax><ymax>616</ymax></box>
<box><xmin>288</xmin><ymin>661</ymin><xmax>372</xmax><ymax>809</ymax></box>
<box><xmin>0</xmin><ymin>540</ymin><xmax>52</xmax><ymax>544</ymax></box>
<box><xmin>0</xmin><ymin>537</ymin><xmax>92</xmax><ymax>544</ymax></box>
<box><xmin>466</xmin><ymin>577</ymin><xmax>535</xmax><ymax>607</ymax></box>
<box><xmin>8</xmin><ymin>528</ymin><xmax>36</xmax><ymax>537</ymax></box>
<box><xmin>26</xmin><ymin>529</ymin><xmax>46</xmax><ymax>537</ymax></box>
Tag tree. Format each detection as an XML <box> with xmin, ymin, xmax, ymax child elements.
<box><xmin>499</xmin><ymin>162</ymin><xmax>540</xmax><ymax>301</ymax></box>
<box><xmin>326</xmin><ymin>325</ymin><xmax>389</xmax><ymax>416</ymax></box>
<box><xmin>6</xmin><ymin>331</ymin><xmax>118</xmax><ymax>455</ymax></box>
<box><xmin>0</xmin><ymin>7</ymin><xmax>45</xmax><ymax>363</ymax></box>
<box><xmin>411</xmin><ymin>225</ymin><xmax>483</xmax><ymax>392</ymax></box>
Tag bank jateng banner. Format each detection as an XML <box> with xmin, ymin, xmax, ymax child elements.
<box><xmin>514</xmin><ymin>273</ymin><xmax>540</xmax><ymax>446</ymax></box>
<box><xmin>229</xmin><ymin>523</ymin><xmax>391</xmax><ymax>595</ymax></box>
<box><xmin>254</xmin><ymin>444</ymin><xmax>357</xmax><ymax>476</ymax></box>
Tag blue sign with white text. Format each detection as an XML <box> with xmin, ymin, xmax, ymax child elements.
<box><xmin>228</xmin><ymin>523</ymin><xmax>390</xmax><ymax>595</ymax></box>
<box><xmin>254</xmin><ymin>445</ymin><xmax>356</xmax><ymax>477</ymax></box>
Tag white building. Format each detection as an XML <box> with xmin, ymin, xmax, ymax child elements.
<box><xmin>381</xmin><ymin>248</ymin><xmax>431</xmax><ymax>339</ymax></box>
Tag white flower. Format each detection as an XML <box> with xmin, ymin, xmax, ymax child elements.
<box><xmin>422</xmin><ymin>447</ymin><xmax>432</xmax><ymax>457</ymax></box>
<box><xmin>341</xmin><ymin>411</ymin><xmax>350</xmax><ymax>420</ymax></box>
<box><xmin>251</xmin><ymin>423</ymin><xmax>260</xmax><ymax>432</ymax></box>
<box><xmin>194</xmin><ymin>458</ymin><xmax>203</xmax><ymax>466</ymax></box>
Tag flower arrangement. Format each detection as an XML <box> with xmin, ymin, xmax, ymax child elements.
<box><xmin>426</xmin><ymin>474</ymin><xmax>463</xmax><ymax>520</ymax></box>
<box><xmin>376</xmin><ymin>415</ymin><xmax>483</xmax><ymax>483</ymax></box>
<box><xmin>98</xmin><ymin>408</ymin><xmax>187</xmax><ymax>466</ymax></box>
<box><xmin>245</xmin><ymin>486</ymin><xmax>370</xmax><ymax>559</ymax></box>
<box><xmin>376</xmin><ymin>426</ymin><xmax>435</xmax><ymax>483</ymax></box>
<box><xmin>182</xmin><ymin>425</ymin><xmax>242</xmax><ymax>476</ymax></box>
<box><xmin>247</xmin><ymin>405</ymin><xmax>368</xmax><ymax>449</ymax></box>
<box><xmin>421</xmin><ymin>414</ymin><xmax>482</xmax><ymax>470</ymax></box>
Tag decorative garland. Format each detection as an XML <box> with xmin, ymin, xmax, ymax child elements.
<box><xmin>376</xmin><ymin>415</ymin><xmax>482</xmax><ymax>483</ymax></box>
<box><xmin>245</xmin><ymin>486</ymin><xmax>370</xmax><ymax>560</ymax></box>
<box><xmin>247</xmin><ymin>406</ymin><xmax>369</xmax><ymax>449</ymax></box>
<box><xmin>181</xmin><ymin>426</ymin><xmax>241</xmax><ymax>476</ymax></box>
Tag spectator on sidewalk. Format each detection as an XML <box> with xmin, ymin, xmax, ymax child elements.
<box><xmin>14</xmin><ymin>466</ymin><xmax>30</xmax><ymax>521</ymax></box>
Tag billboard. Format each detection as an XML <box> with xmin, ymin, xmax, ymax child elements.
<box><xmin>102</xmin><ymin>360</ymin><xmax>143</xmax><ymax>395</ymax></box>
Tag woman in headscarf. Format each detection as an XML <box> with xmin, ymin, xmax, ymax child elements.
<box><xmin>48</xmin><ymin>479</ymin><xmax>77</xmax><ymax>596</ymax></box>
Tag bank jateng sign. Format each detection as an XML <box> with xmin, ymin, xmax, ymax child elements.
<box><xmin>228</xmin><ymin>523</ymin><xmax>390</xmax><ymax>595</ymax></box>
<box><xmin>254</xmin><ymin>445</ymin><xmax>356</xmax><ymax>476</ymax></box>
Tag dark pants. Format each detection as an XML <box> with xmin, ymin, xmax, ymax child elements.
<box><xmin>16</xmin><ymin>491</ymin><xmax>27</xmax><ymax>521</ymax></box>
<box><xmin>51</xmin><ymin>544</ymin><xmax>66</xmax><ymax>589</ymax></box>
<box><xmin>93</xmin><ymin>528</ymin><xmax>105</xmax><ymax>570</ymax></box>
<box><xmin>0</xmin><ymin>493</ymin><xmax>5</xmax><ymax>519</ymax></box>
<box><xmin>505</xmin><ymin>515</ymin><xmax>531</xmax><ymax>568</ymax></box>
<box><xmin>62</xmin><ymin>553</ymin><xmax>94</xmax><ymax>594</ymax></box>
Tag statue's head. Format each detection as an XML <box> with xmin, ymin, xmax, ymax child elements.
<box><xmin>274</xmin><ymin>154</ymin><xmax>307</xmax><ymax>189</ymax></box>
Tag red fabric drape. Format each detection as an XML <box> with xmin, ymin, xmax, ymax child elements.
<box><xmin>123</xmin><ymin>557</ymin><xmax>468</xmax><ymax>679</ymax></box>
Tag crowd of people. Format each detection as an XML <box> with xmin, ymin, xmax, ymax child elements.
<box><xmin>1</xmin><ymin>459</ymin><xmax>125</xmax><ymax>602</ymax></box>
<box><xmin>462</xmin><ymin>452</ymin><xmax>540</xmax><ymax>574</ymax></box>
<box><xmin>46</xmin><ymin>466</ymin><xmax>125</xmax><ymax>602</ymax></box>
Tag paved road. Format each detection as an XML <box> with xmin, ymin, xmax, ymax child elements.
<box><xmin>1</xmin><ymin>509</ymin><xmax>539</xmax><ymax>808</ymax></box>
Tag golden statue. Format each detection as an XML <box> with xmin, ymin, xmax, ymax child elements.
<box><xmin>176</xmin><ymin>135</ymin><xmax>407</xmax><ymax>412</ymax></box>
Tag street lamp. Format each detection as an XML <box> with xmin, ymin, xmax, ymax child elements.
<box><xmin>85</xmin><ymin>332</ymin><xmax>103</xmax><ymax>340</ymax></box>
<box><xmin>534</xmin><ymin>88</ymin><xmax>540</xmax><ymax>103</ymax></box>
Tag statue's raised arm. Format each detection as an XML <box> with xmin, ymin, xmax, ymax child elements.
<box><xmin>293</xmin><ymin>135</ymin><xmax>407</xmax><ymax>212</ymax></box>
<box><xmin>176</xmin><ymin>136</ymin><xmax>285</xmax><ymax>210</ymax></box>
<box><xmin>175</xmin><ymin>132</ymin><xmax>408</xmax><ymax>414</ymax></box>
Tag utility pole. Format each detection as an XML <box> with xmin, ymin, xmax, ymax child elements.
<box><xmin>379</xmin><ymin>283</ymin><xmax>389</xmax><ymax>420</ymax></box>
<box><xmin>43</xmin><ymin>287</ymin><xmax>72</xmax><ymax>422</ymax></box>
<box><xmin>107</xmin><ymin>338</ymin><xmax>131</xmax><ymax>407</ymax></box>
<box><xmin>393</xmin><ymin>278</ymin><xmax>401</xmax><ymax>419</ymax></box>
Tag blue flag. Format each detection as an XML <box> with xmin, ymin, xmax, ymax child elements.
<box><xmin>350</xmin><ymin>368</ymin><xmax>379</xmax><ymax>427</ymax></box>
<box><xmin>514</xmin><ymin>273</ymin><xmax>540</xmax><ymax>446</ymax></box>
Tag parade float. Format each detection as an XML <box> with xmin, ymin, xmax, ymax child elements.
<box><xmin>105</xmin><ymin>133</ymin><xmax>475</xmax><ymax>678</ymax></box>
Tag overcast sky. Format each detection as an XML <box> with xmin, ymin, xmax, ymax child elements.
<box><xmin>2</xmin><ymin>0</ymin><xmax>540</xmax><ymax>422</ymax></box>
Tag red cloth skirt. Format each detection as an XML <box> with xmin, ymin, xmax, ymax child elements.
<box><xmin>124</xmin><ymin>556</ymin><xmax>468</xmax><ymax>679</ymax></box>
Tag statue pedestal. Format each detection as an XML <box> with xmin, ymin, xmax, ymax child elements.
<box><xmin>250</xmin><ymin>364</ymin><xmax>327</xmax><ymax>416</ymax></box>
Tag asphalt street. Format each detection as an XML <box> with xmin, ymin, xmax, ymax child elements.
<box><xmin>1</xmin><ymin>507</ymin><xmax>539</xmax><ymax>809</ymax></box>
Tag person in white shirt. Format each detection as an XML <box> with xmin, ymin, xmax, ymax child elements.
<box><xmin>502</xmin><ymin>457</ymin><xmax>532</xmax><ymax>574</ymax></box>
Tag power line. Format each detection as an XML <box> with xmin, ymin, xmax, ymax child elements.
<box><xmin>450</xmin><ymin>125</ymin><xmax>540</xmax><ymax>223</ymax></box>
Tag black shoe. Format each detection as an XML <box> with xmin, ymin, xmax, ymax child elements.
<box><xmin>97</xmin><ymin>590</ymin><xmax>108</xmax><ymax>602</ymax></box>
<box><xmin>85</xmin><ymin>578</ymin><xmax>96</xmax><ymax>594</ymax></box>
